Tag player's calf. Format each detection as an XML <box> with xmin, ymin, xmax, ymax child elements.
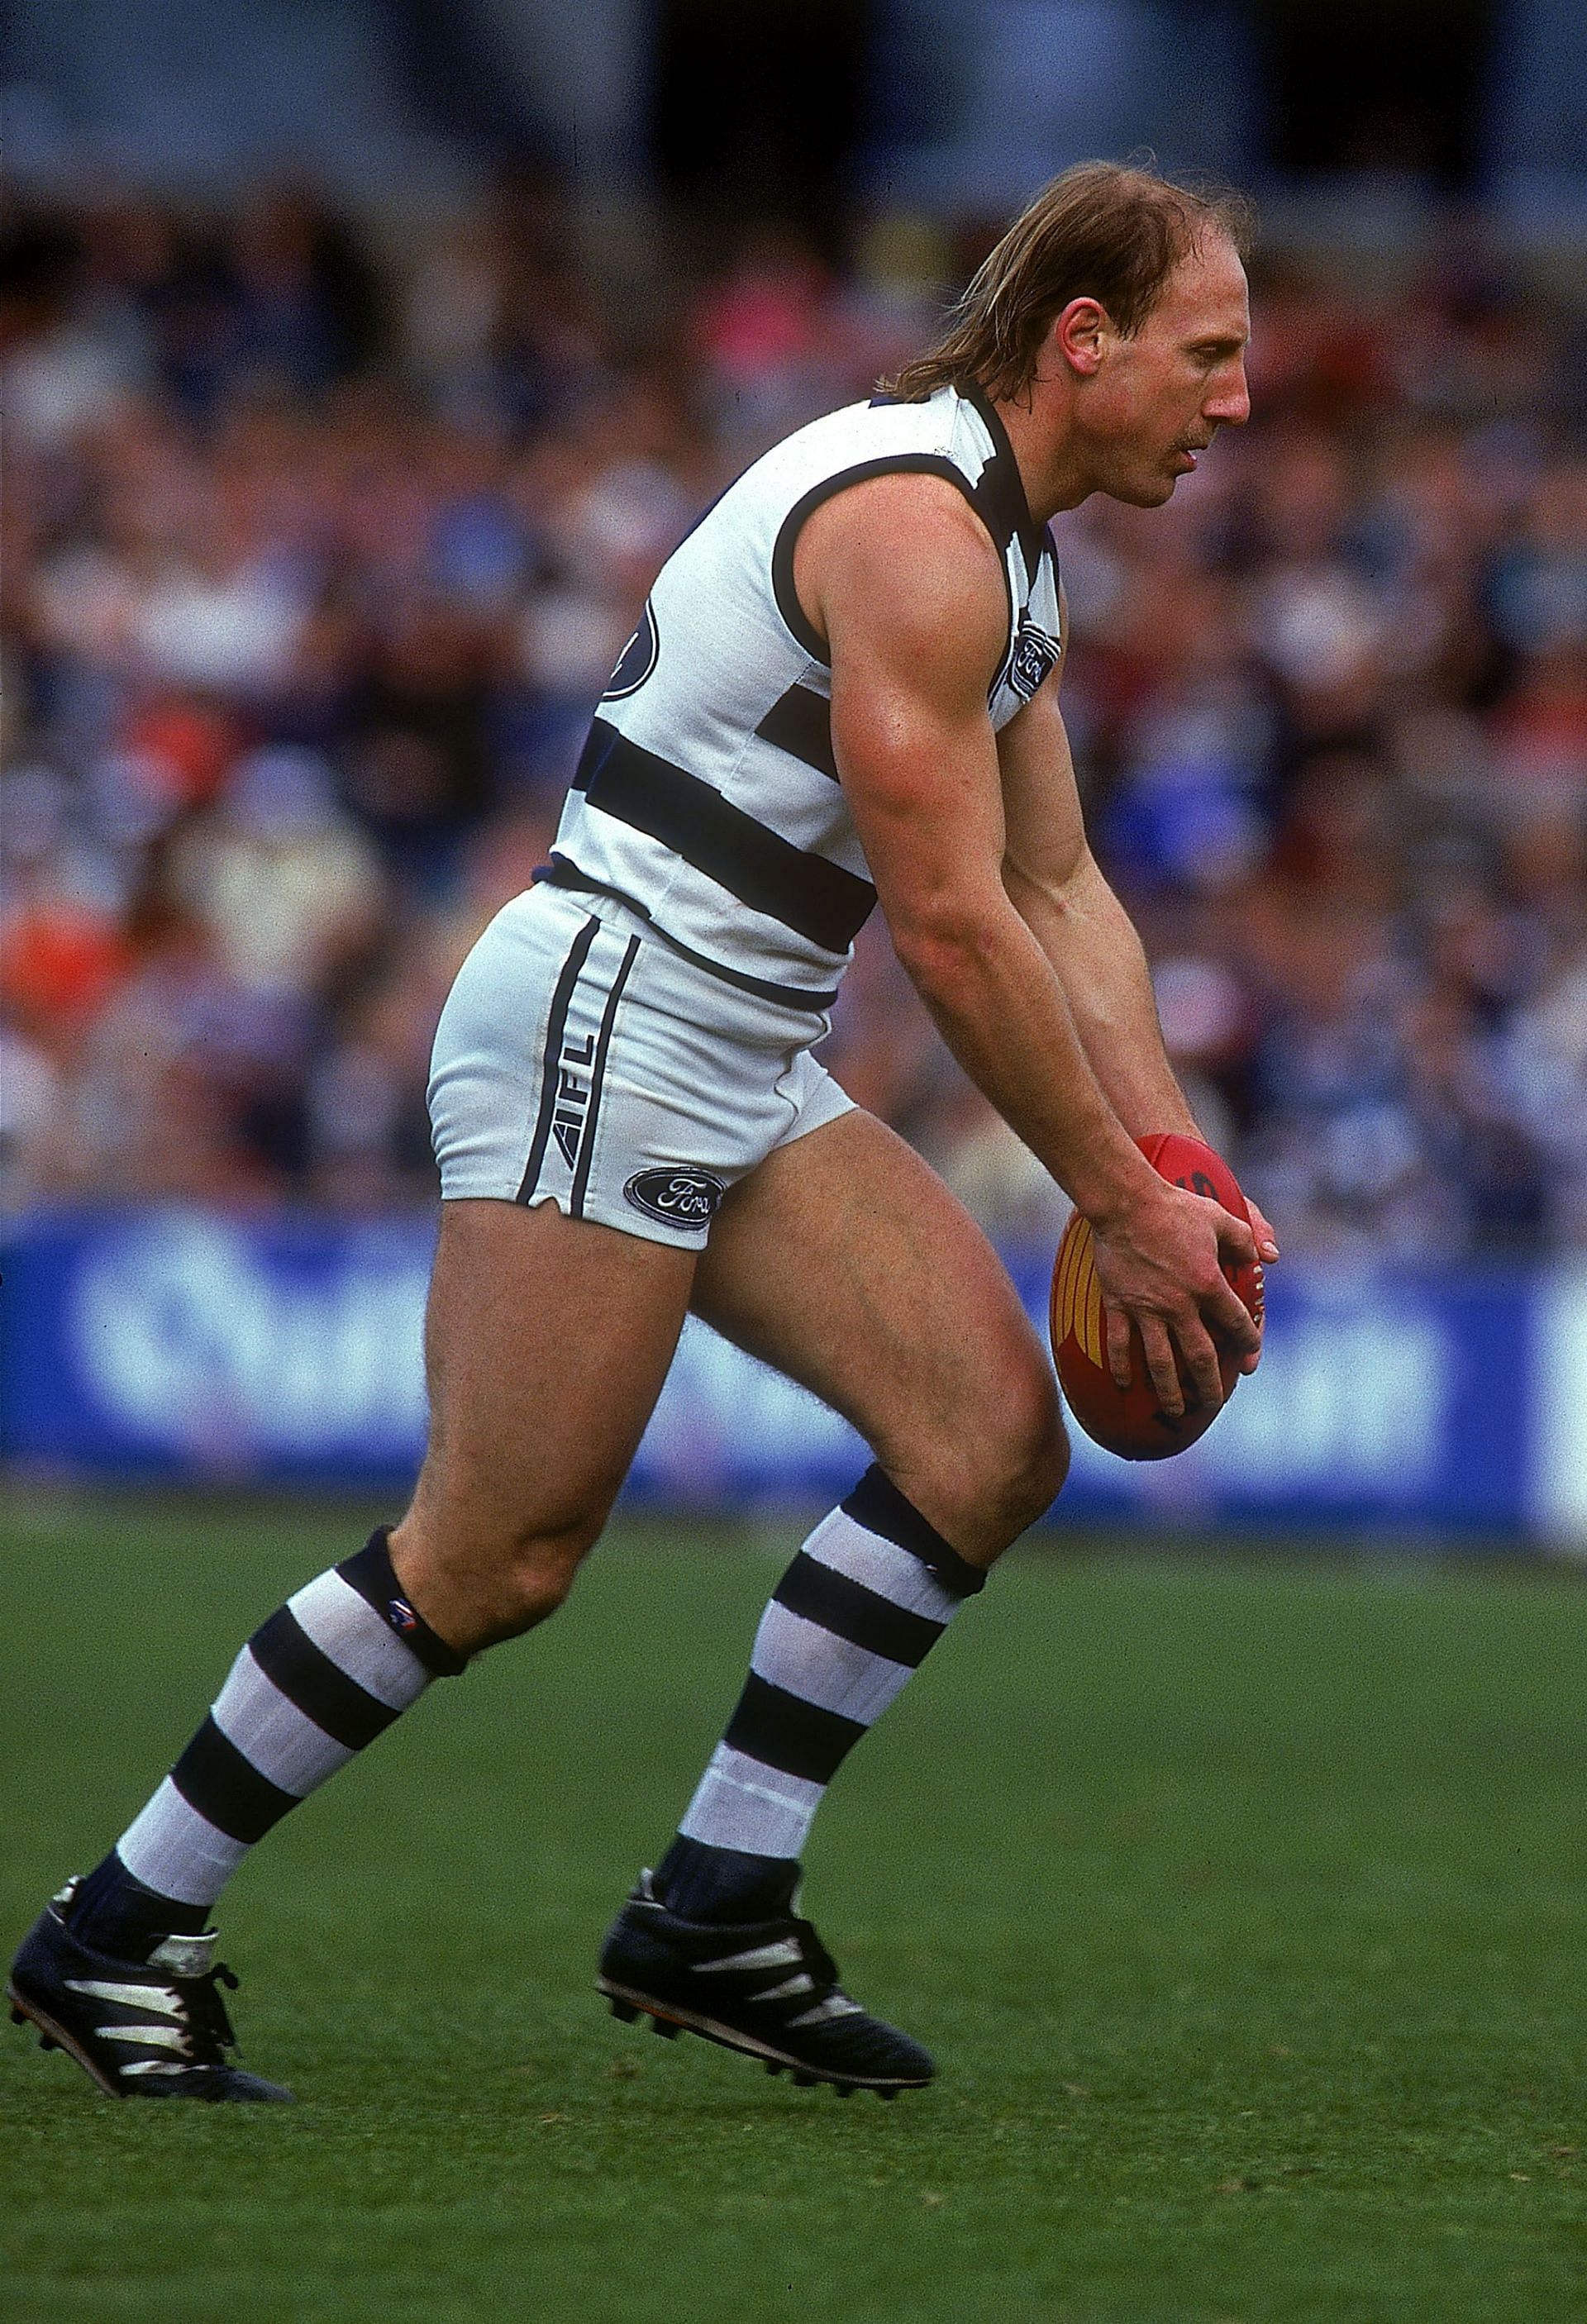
<box><xmin>603</xmin><ymin>1461</ymin><xmax>992</xmax><ymax>2086</ymax></box>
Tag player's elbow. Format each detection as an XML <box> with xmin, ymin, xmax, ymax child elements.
<box><xmin>888</xmin><ymin>895</ymin><xmax>1003</xmax><ymax>1006</ymax></box>
<box><xmin>1003</xmin><ymin>841</ymin><xmax>1095</xmax><ymax>921</ymax></box>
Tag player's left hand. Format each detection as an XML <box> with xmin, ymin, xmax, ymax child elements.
<box><xmin>1235</xmin><ymin>1198</ymin><xmax>1280</xmax><ymax>1375</ymax></box>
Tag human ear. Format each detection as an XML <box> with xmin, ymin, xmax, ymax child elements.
<box><xmin>1052</xmin><ymin>298</ymin><xmax>1106</xmax><ymax>379</ymax></box>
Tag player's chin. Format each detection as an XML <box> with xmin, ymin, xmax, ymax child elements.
<box><xmin>1112</xmin><ymin>473</ymin><xmax>1179</xmax><ymax>508</ymax></box>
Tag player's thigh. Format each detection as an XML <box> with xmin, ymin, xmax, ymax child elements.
<box><xmin>394</xmin><ymin>1198</ymin><xmax>696</xmax><ymax>1642</ymax></box>
<box><xmin>689</xmin><ymin>1110</ymin><xmax>1066</xmax><ymax>1560</ymax></box>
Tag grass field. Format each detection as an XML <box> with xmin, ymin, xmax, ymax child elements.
<box><xmin>4</xmin><ymin>1497</ymin><xmax>1587</xmax><ymax>2323</ymax></box>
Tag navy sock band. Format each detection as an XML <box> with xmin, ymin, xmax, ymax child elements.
<box><xmin>336</xmin><ymin>1530</ymin><xmax>469</xmax><ymax>1678</ymax></box>
<box><xmin>69</xmin><ymin>1851</ymin><xmax>209</xmax><ymax>1956</ymax></box>
<box><xmin>655</xmin><ymin>1836</ymin><xmax>801</xmax><ymax>1923</ymax></box>
<box><xmin>839</xmin><ymin>1465</ymin><xmax>987</xmax><ymax>1598</ymax></box>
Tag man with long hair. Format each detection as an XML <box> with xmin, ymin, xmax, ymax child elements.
<box><xmin>12</xmin><ymin>162</ymin><xmax>1276</xmax><ymax>2103</ymax></box>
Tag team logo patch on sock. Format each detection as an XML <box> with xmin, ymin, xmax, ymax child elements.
<box><xmin>387</xmin><ymin>1598</ymin><xmax>419</xmax><ymax>1636</ymax></box>
<box><xmin>623</xmin><ymin>1166</ymin><xmax>724</xmax><ymax>1228</ymax></box>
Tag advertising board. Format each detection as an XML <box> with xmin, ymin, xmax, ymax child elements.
<box><xmin>0</xmin><ymin>1210</ymin><xmax>1570</xmax><ymax>1543</ymax></box>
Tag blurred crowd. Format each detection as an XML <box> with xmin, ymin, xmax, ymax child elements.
<box><xmin>3</xmin><ymin>174</ymin><xmax>1585</xmax><ymax>1260</ymax></box>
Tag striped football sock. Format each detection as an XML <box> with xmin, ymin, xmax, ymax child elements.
<box><xmin>660</xmin><ymin>1468</ymin><xmax>984</xmax><ymax>1919</ymax></box>
<box><xmin>75</xmin><ymin>1531</ymin><xmax>465</xmax><ymax>1945</ymax></box>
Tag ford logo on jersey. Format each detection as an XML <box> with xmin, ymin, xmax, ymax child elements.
<box><xmin>1008</xmin><ymin>617</ymin><xmax>1060</xmax><ymax>702</ymax></box>
<box><xmin>624</xmin><ymin>1166</ymin><xmax>725</xmax><ymax>1228</ymax></box>
<box><xmin>603</xmin><ymin>600</ymin><xmax>660</xmax><ymax>700</ymax></box>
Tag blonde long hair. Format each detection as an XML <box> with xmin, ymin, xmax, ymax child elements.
<box><xmin>884</xmin><ymin>162</ymin><xmax>1255</xmax><ymax>406</ymax></box>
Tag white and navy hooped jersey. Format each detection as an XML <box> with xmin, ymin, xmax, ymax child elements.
<box><xmin>545</xmin><ymin>383</ymin><xmax>1064</xmax><ymax>1010</ymax></box>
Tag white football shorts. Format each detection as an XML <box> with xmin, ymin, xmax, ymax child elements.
<box><xmin>427</xmin><ymin>882</ymin><xmax>855</xmax><ymax>1246</ymax></box>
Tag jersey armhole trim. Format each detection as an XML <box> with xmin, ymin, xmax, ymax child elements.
<box><xmin>770</xmin><ymin>454</ymin><xmax>1010</xmax><ymax>669</ymax></box>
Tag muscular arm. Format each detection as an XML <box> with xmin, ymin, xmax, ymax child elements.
<box><xmin>798</xmin><ymin>478</ymin><xmax>1154</xmax><ymax>1223</ymax></box>
<box><xmin>794</xmin><ymin>476</ymin><xmax>1261</xmax><ymax>1412</ymax></box>
<box><xmin>998</xmin><ymin>676</ymin><xmax>1198</xmax><ymax>1140</ymax></box>
<box><xmin>999</xmin><ymin>669</ymin><xmax>1280</xmax><ymax>1279</ymax></box>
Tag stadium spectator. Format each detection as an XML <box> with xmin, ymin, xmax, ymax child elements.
<box><xmin>2</xmin><ymin>179</ymin><xmax>1584</xmax><ymax>1255</ymax></box>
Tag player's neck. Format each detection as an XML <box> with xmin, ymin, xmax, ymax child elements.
<box><xmin>988</xmin><ymin>390</ymin><xmax>1098</xmax><ymax>520</ymax></box>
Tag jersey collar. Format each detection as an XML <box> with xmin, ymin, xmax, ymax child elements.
<box><xmin>961</xmin><ymin>384</ymin><xmax>1050</xmax><ymax>574</ymax></box>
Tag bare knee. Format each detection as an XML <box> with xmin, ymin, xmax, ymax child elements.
<box><xmin>1023</xmin><ymin>1403</ymin><xmax>1072</xmax><ymax>1527</ymax></box>
<box><xmin>977</xmin><ymin>1369</ymin><xmax>1070</xmax><ymax>1547</ymax></box>
<box><xmin>484</xmin><ymin>1531</ymin><xmax>587</xmax><ymax>1637</ymax></box>
<box><xmin>893</xmin><ymin>1362</ymin><xmax>1069</xmax><ymax>1565</ymax></box>
<box><xmin>389</xmin><ymin>1497</ymin><xmax>602</xmax><ymax>1654</ymax></box>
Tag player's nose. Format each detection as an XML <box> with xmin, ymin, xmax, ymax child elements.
<box><xmin>1207</xmin><ymin>361</ymin><xmax>1251</xmax><ymax>427</ymax></box>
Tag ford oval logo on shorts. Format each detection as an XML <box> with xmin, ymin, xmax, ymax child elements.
<box><xmin>624</xmin><ymin>1166</ymin><xmax>725</xmax><ymax>1228</ymax></box>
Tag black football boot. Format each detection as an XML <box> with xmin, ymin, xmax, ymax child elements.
<box><xmin>8</xmin><ymin>1877</ymin><xmax>292</xmax><ymax>2101</ymax></box>
<box><xmin>598</xmin><ymin>1871</ymin><xmax>933</xmax><ymax>2098</ymax></box>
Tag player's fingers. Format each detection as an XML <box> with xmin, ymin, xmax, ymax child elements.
<box><xmin>1203</xmin><ymin>1269</ymin><xmax>1261</xmax><ymax>1359</ymax></box>
<box><xmin>1104</xmin><ymin>1302</ymin><xmax>1133</xmax><ymax>1389</ymax></box>
<box><xmin>1171</xmin><ymin>1312</ymin><xmax>1226</xmax><ymax>1414</ymax></box>
<box><xmin>1138</xmin><ymin>1316</ymin><xmax>1185</xmax><ymax>1417</ymax></box>
<box><xmin>1246</xmin><ymin>1199</ymin><xmax>1280</xmax><ymax>1264</ymax></box>
<box><xmin>1212</xmin><ymin>1205</ymin><xmax>1260</xmax><ymax>1272</ymax></box>
<box><xmin>1237</xmin><ymin>1272</ymin><xmax>1265</xmax><ymax>1375</ymax></box>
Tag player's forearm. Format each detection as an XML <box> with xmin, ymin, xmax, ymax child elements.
<box><xmin>891</xmin><ymin>896</ymin><xmax>1161</xmax><ymax>1223</ymax></box>
<box><xmin>1008</xmin><ymin>855</ymin><xmax>1198</xmax><ymax>1141</ymax></box>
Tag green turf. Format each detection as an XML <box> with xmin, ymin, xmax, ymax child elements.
<box><xmin>3</xmin><ymin>1497</ymin><xmax>1587</xmax><ymax>2323</ymax></box>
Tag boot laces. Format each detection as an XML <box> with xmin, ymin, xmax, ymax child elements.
<box><xmin>789</xmin><ymin>1917</ymin><xmax>845</xmax><ymax>1998</ymax></box>
<box><xmin>177</xmin><ymin>1961</ymin><xmax>241</xmax><ymax>2061</ymax></box>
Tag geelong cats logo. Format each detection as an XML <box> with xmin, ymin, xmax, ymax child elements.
<box><xmin>603</xmin><ymin>600</ymin><xmax>660</xmax><ymax>700</ymax></box>
<box><xmin>1007</xmin><ymin>617</ymin><xmax>1060</xmax><ymax>702</ymax></box>
<box><xmin>624</xmin><ymin>1166</ymin><xmax>725</xmax><ymax>1228</ymax></box>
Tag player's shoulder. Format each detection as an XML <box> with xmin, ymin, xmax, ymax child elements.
<box><xmin>798</xmin><ymin>464</ymin><xmax>998</xmax><ymax>596</ymax></box>
<box><xmin>796</xmin><ymin>417</ymin><xmax>1001</xmax><ymax>580</ymax></box>
<box><xmin>805</xmin><ymin>486</ymin><xmax>1008</xmax><ymax>696</ymax></box>
<box><xmin>745</xmin><ymin>386</ymin><xmax>961</xmax><ymax>498</ymax></box>
<box><xmin>780</xmin><ymin>389</ymin><xmax>1003</xmax><ymax>611</ymax></box>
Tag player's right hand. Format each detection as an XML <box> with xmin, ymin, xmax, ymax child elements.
<box><xmin>1085</xmin><ymin>1179</ymin><xmax>1262</xmax><ymax>1420</ymax></box>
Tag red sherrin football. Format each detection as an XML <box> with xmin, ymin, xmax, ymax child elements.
<box><xmin>1050</xmin><ymin>1133</ymin><xmax>1263</xmax><ymax>1462</ymax></box>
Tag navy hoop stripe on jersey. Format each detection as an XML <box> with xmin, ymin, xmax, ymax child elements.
<box><xmin>570</xmin><ymin>933</ymin><xmax>641</xmax><ymax>1219</ymax></box>
<box><xmin>549</xmin><ymin>384</ymin><xmax>1061</xmax><ymax>1002</ymax></box>
<box><xmin>537</xmin><ymin>857</ymin><xmax>842</xmax><ymax>1012</ymax></box>
<box><xmin>755</xmin><ymin>682</ymin><xmax>840</xmax><ymax>783</ymax></box>
<box><xmin>170</xmin><ymin>1716</ymin><xmax>300</xmax><ymax>1842</ymax></box>
<box><xmin>246</xmin><ymin>1607</ymin><xmax>401</xmax><ymax>1753</ymax></box>
<box><xmin>771</xmin><ymin>1551</ymin><xmax>946</xmax><ymax>1668</ymax></box>
<box><xmin>573</xmin><ymin>721</ymin><xmax>877</xmax><ymax>954</ymax></box>
<box><xmin>723</xmin><ymin>1673</ymin><xmax>869</xmax><ymax>1785</ymax></box>
<box><xmin>516</xmin><ymin>913</ymin><xmax>601</xmax><ymax>1206</ymax></box>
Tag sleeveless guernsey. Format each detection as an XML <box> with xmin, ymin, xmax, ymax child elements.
<box><xmin>544</xmin><ymin>383</ymin><xmax>1064</xmax><ymax>1011</ymax></box>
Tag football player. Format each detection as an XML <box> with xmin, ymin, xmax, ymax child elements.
<box><xmin>12</xmin><ymin>161</ymin><xmax>1275</xmax><ymax>2102</ymax></box>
